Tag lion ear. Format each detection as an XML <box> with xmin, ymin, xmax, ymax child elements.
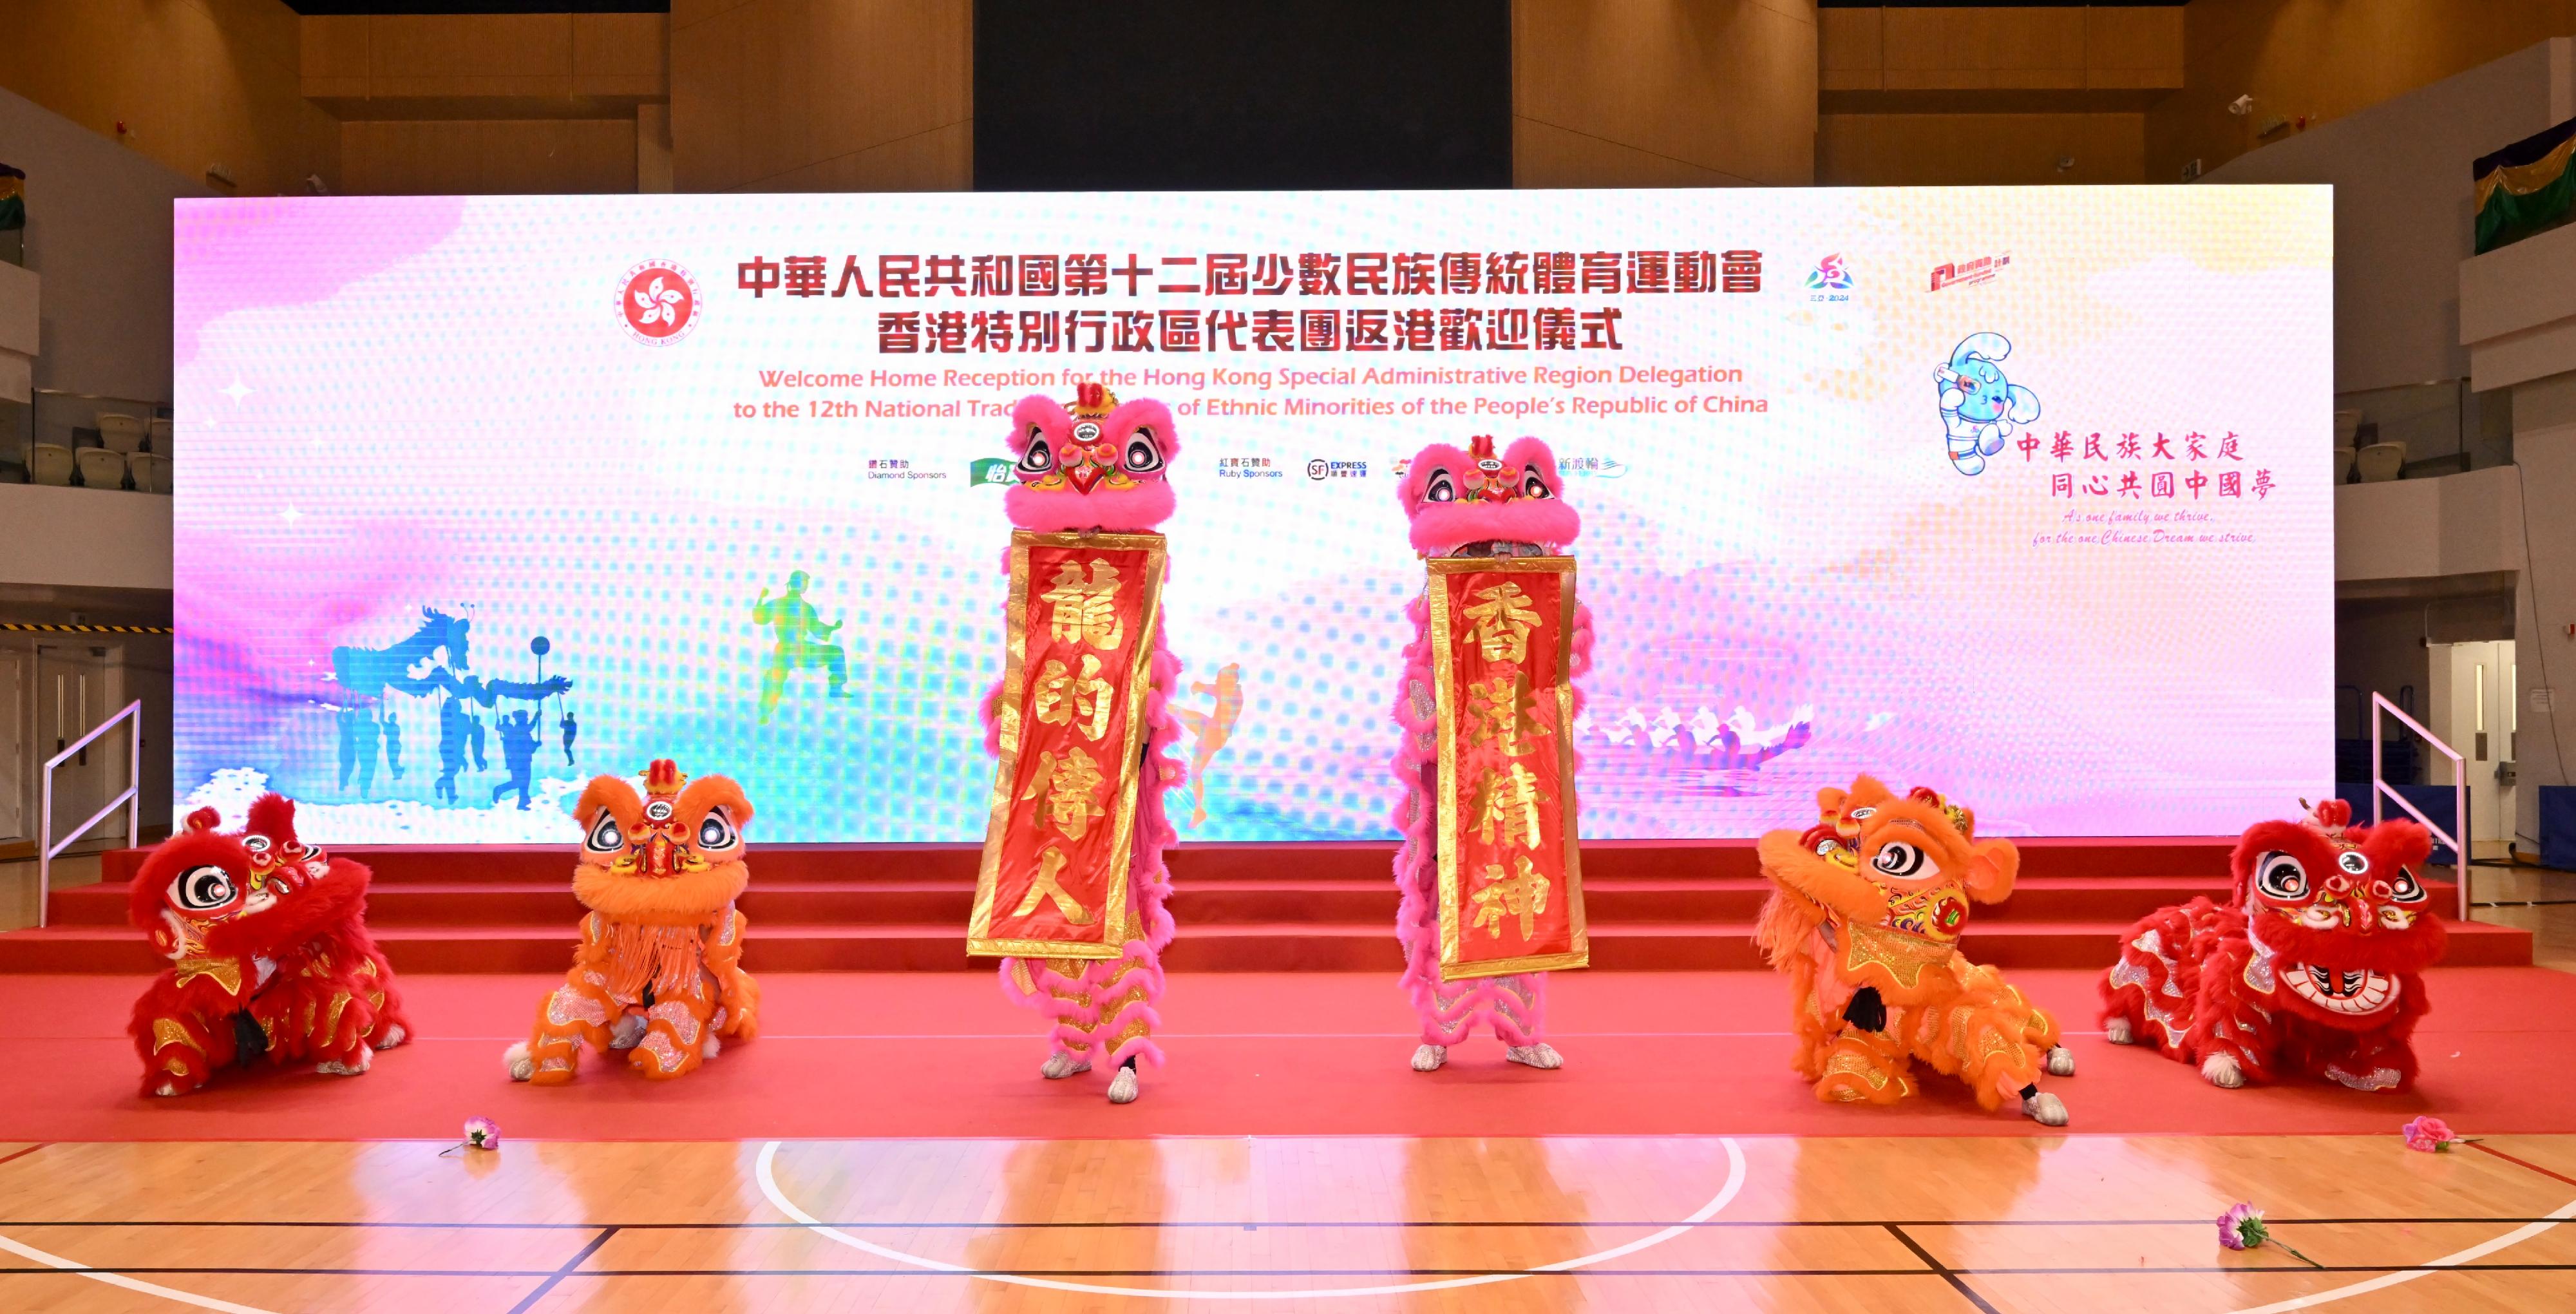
<box><xmin>1815</xmin><ymin>786</ymin><xmax>1848</xmax><ymax>814</ymax></box>
<box><xmin>184</xmin><ymin>806</ymin><xmax>222</xmax><ymax>833</ymax></box>
<box><xmin>1964</xmin><ymin>838</ymin><xmax>2020</xmax><ymax>902</ymax></box>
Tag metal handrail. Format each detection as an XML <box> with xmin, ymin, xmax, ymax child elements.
<box><xmin>2369</xmin><ymin>691</ymin><xmax>2471</xmax><ymax>920</ymax></box>
<box><xmin>36</xmin><ymin>700</ymin><xmax>142</xmax><ymax>929</ymax></box>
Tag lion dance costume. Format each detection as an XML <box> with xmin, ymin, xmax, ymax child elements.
<box><xmin>1390</xmin><ymin>435</ymin><xmax>1592</xmax><ymax>1073</ymax></box>
<box><xmin>2101</xmin><ymin>799</ymin><xmax>2443</xmax><ymax>1092</ymax></box>
<box><xmin>128</xmin><ymin>796</ymin><xmax>406</xmax><ymax>1096</ymax></box>
<box><xmin>504</xmin><ymin>759</ymin><xmax>759</xmax><ymax>1083</ymax></box>
<box><xmin>1755</xmin><ymin>776</ymin><xmax>2074</xmax><ymax>1123</ymax></box>
<box><xmin>982</xmin><ymin>383</ymin><xmax>1184</xmax><ymax>1105</ymax></box>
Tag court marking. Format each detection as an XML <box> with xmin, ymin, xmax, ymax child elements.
<box><xmin>2223</xmin><ymin>1141</ymin><xmax>2576</xmax><ymax>1314</ymax></box>
<box><xmin>0</xmin><ymin>1232</ymin><xmax>279</xmax><ymax>1314</ymax></box>
<box><xmin>755</xmin><ymin>1136</ymin><xmax>1748</xmax><ymax>1300</ymax></box>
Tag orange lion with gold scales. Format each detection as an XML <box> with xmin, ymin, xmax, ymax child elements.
<box><xmin>504</xmin><ymin>759</ymin><xmax>760</xmax><ymax>1084</ymax></box>
<box><xmin>1754</xmin><ymin>775</ymin><xmax>2075</xmax><ymax>1125</ymax></box>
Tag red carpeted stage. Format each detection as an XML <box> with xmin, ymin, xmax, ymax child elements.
<box><xmin>0</xmin><ymin>839</ymin><xmax>2534</xmax><ymax>973</ymax></box>
<box><xmin>3</xmin><ymin>967</ymin><xmax>2571</xmax><ymax>1144</ymax></box>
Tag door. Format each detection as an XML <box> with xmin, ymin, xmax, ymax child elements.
<box><xmin>2430</xmin><ymin>640</ymin><xmax>2514</xmax><ymax>858</ymax></box>
<box><xmin>36</xmin><ymin>644</ymin><xmax>126</xmax><ymax>848</ymax></box>
<box><xmin>0</xmin><ymin>649</ymin><xmax>23</xmax><ymax>842</ymax></box>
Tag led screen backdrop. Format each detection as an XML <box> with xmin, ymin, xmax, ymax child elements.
<box><xmin>172</xmin><ymin>187</ymin><xmax>2332</xmax><ymax>843</ymax></box>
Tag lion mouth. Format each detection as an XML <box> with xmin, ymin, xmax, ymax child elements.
<box><xmin>2284</xmin><ymin>962</ymin><xmax>2398</xmax><ymax>1015</ymax></box>
<box><xmin>1452</xmin><ymin>539</ymin><xmax>1546</xmax><ymax>558</ymax></box>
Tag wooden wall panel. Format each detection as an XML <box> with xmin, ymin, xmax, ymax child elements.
<box><xmin>2149</xmin><ymin>0</ymin><xmax>2576</xmax><ymax>180</ymax></box>
<box><xmin>1513</xmin><ymin>0</ymin><xmax>1819</xmax><ymax>187</ymax></box>
<box><xmin>0</xmin><ymin>0</ymin><xmax>338</xmax><ymax>197</ymax></box>
<box><xmin>1817</xmin><ymin>111</ymin><xmax>2147</xmax><ymax>187</ymax></box>
<box><xmin>340</xmin><ymin>119</ymin><xmax>638</xmax><ymax>196</ymax></box>
<box><xmin>669</xmin><ymin>0</ymin><xmax>970</xmax><ymax>193</ymax></box>
<box><xmin>300</xmin><ymin>12</ymin><xmax>667</xmax><ymax>119</ymax></box>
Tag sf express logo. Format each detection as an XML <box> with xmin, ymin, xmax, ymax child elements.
<box><xmin>620</xmin><ymin>260</ymin><xmax>699</xmax><ymax>344</ymax></box>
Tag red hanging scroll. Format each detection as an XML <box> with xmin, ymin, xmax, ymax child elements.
<box><xmin>969</xmin><ymin>529</ymin><xmax>1168</xmax><ymax>959</ymax></box>
<box><xmin>1428</xmin><ymin>555</ymin><xmax>1588</xmax><ymax>980</ymax></box>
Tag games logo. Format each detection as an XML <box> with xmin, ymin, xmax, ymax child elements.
<box><xmin>620</xmin><ymin>260</ymin><xmax>699</xmax><ymax>344</ymax></box>
<box><xmin>1806</xmin><ymin>254</ymin><xmax>1853</xmax><ymax>291</ymax></box>
<box><xmin>1929</xmin><ymin>254</ymin><xmax>2009</xmax><ymax>293</ymax></box>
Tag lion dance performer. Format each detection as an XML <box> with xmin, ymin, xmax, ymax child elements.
<box><xmin>1755</xmin><ymin>776</ymin><xmax>2074</xmax><ymax>1124</ymax></box>
<box><xmin>128</xmin><ymin>800</ymin><xmax>399</xmax><ymax>1095</ymax></box>
<box><xmin>505</xmin><ymin>759</ymin><xmax>759</xmax><ymax>1083</ymax></box>
<box><xmin>971</xmin><ymin>383</ymin><xmax>1184</xmax><ymax>1105</ymax></box>
<box><xmin>240</xmin><ymin>792</ymin><xmax>411</xmax><ymax>1050</ymax></box>
<box><xmin>2101</xmin><ymin>799</ymin><xmax>2443</xmax><ymax>1092</ymax></box>
<box><xmin>1390</xmin><ymin>435</ymin><xmax>1595</xmax><ymax>1073</ymax></box>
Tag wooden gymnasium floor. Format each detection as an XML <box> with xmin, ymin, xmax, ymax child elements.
<box><xmin>1</xmin><ymin>1134</ymin><xmax>2573</xmax><ymax>1311</ymax></box>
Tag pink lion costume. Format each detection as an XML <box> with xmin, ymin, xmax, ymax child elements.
<box><xmin>983</xmin><ymin>382</ymin><xmax>1186</xmax><ymax>1105</ymax></box>
<box><xmin>1391</xmin><ymin>434</ymin><xmax>1593</xmax><ymax>1072</ymax></box>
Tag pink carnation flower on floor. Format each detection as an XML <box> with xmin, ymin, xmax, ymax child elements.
<box><xmin>2217</xmin><ymin>1203</ymin><xmax>2268</xmax><ymax>1251</ymax></box>
<box><xmin>464</xmin><ymin>1117</ymin><xmax>500</xmax><ymax>1150</ymax></box>
<box><xmin>2402</xmin><ymin>1116</ymin><xmax>2456</xmax><ymax>1153</ymax></box>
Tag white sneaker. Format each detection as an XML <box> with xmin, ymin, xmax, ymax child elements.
<box><xmin>2104</xmin><ymin>1017</ymin><xmax>2134</xmax><ymax>1045</ymax></box>
<box><xmin>1040</xmin><ymin>1051</ymin><xmax>1091</xmax><ymax>1080</ymax></box>
<box><xmin>2044</xmin><ymin>1045</ymin><xmax>2076</xmax><ymax>1078</ymax></box>
<box><xmin>2023</xmin><ymin>1090</ymin><xmax>2069</xmax><ymax>1127</ymax></box>
<box><xmin>1504</xmin><ymin>1043</ymin><xmax>1564</xmax><ymax>1070</ymax></box>
<box><xmin>1107</xmin><ymin>1065</ymin><xmax>1139</xmax><ymax>1104</ymax></box>
<box><xmin>1410</xmin><ymin>1043</ymin><xmax>1448</xmax><ymax>1072</ymax></box>
<box><xmin>504</xmin><ymin>1041</ymin><xmax>534</xmax><ymax>1083</ymax></box>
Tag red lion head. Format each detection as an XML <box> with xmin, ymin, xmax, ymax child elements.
<box><xmin>2231</xmin><ymin>799</ymin><xmax>2446</xmax><ymax>1029</ymax></box>
<box><xmin>129</xmin><ymin>799</ymin><xmax>365</xmax><ymax>963</ymax></box>
<box><xmin>1004</xmin><ymin>384</ymin><xmax>1179</xmax><ymax>533</ymax></box>
<box><xmin>1398</xmin><ymin>435</ymin><xmax>1581</xmax><ymax>558</ymax></box>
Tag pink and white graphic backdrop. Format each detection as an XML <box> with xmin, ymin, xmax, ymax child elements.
<box><xmin>171</xmin><ymin>187</ymin><xmax>2332</xmax><ymax>843</ymax></box>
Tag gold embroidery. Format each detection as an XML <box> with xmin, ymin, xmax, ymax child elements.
<box><xmin>1020</xmin><ymin>747</ymin><xmax>1108</xmax><ymax>841</ymax></box>
<box><xmin>1462</xmin><ymin>582</ymin><xmax>1541</xmax><ymax>663</ymax></box>
<box><xmin>151</xmin><ymin>1018</ymin><xmax>203</xmax><ymax>1054</ymax></box>
<box><xmin>1032</xmin><ymin>654</ymin><xmax>1115</xmax><ymax>741</ymax></box>
<box><xmin>1469</xmin><ymin>855</ymin><xmax>1550</xmax><ymax>940</ymax></box>
<box><xmin>1039</xmin><ymin>559</ymin><xmax>1125</xmax><ymax>649</ymax></box>
<box><xmin>1839</xmin><ymin>920</ymin><xmax>1955</xmax><ymax>993</ymax></box>
<box><xmin>173</xmin><ymin>956</ymin><xmax>243</xmax><ymax>996</ymax></box>
<box><xmin>1010</xmin><ymin>848</ymin><xmax>1095</xmax><ymax>926</ymax></box>
<box><xmin>1463</xmin><ymin>673</ymin><xmax>1543</xmax><ymax>757</ymax></box>
<box><xmin>1468</xmin><ymin>761</ymin><xmax>1546</xmax><ymax>850</ymax></box>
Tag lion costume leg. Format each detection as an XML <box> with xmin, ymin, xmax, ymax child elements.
<box><xmin>129</xmin><ymin>985</ymin><xmax>242</xmax><ymax>1098</ymax></box>
<box><xmin>630</xmin><ymin>975</ymin><xmax>719</xmax><ymax>1080</ymax></box>
<box><xmin>1812</xmin><ymin>1026</ymin><xmax>1915</xmax><ymax>1105</ymax></box>
<box><xmin>252</xmin><ymin>971</ymin><xmax>377</xmax><ymax>1075</ymax></box>
<box><xmin>1492</xmin><ymin>973</ymin><xmax>1562</xmax><ymax>1069</ymax></box>
<box><xmin>509</xmin><ymin>968</ymin><xmax>618</xmax><ymax>1085</ymax></box>
<box><xmin>1090</xmin><ymin>941</ymin><xmax>1166</xmax><ymax>1104</ymax></box>
<box><xmin>1003</xmin><ymin>957</ymin><xmax>1105</xmax><ymax>1077</ymax></box>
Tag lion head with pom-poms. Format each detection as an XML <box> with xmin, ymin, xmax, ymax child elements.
<box><xmin>1004</xmin><ymin>383</ymin><xmax>1180</xmax><ymax>534</ymax></box>
<box><xmin>1397</xmin><ymin>435</ymin><xmax>1580</xmax><ymax>558</ymax></box>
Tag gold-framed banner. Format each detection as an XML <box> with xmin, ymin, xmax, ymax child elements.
<box><xmin>969</xmin><ymin>529</ymin><xmax>1168</xmax><ymax>959</ymax></box>
<box><xmin>1427</xmin><ymin>555</ymin><xmax>1588</xmax><ymax>981</ymax></box>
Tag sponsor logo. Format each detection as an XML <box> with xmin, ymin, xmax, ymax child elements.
<box><xmin>1308</xmin><ymin>459</ymin><xmax>1369</xmax><ymax>481</ymax></box>
<box><xmin>967</xmin><ymin>457</ymin><xmax>1015</xmax><ymax>486</ymax></box>
<box><xmin>1929</xmin><ymin>254</ymin><xmax>2010</xmax><ymax>293</ymax></box>
<box><xmin>620</xmin><ymin>260</ymin><xmax>699</xmax><ymax>343</ymax></box>
<box><xmin>1560</xmin><ymin>455</ymin><xmax>1629</xmax><ymax>479</ymax></box>
<box><xmin>1806</xmin><ymin>254</ymin><xmax>1853</xmax><ymax>292</ymax></box>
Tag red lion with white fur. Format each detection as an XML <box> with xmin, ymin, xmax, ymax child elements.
<box><xmin>127</xmin><ymin>799</ymin><xmax>402</xmax><ymax>1096</ymax></box>
<box><xmin>2101</xmin><ymin>799</ymin><xmax>2445</xmax><ymax>1091</ymax></box>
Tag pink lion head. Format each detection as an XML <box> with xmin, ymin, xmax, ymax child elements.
<box><xmin>1003</xmin><ymin>384</ymin><xmax>1179</xmax><ymax>533</ymax></box>
<box><xmin>1397</xmin><ymin>435</ymin><xmax>1580</xmax><ymax>557</ymax></box>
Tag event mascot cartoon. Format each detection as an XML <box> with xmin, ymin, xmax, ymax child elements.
<box><xmin>1937</xmin><ymin>332</ymin><xmax>2040</xmax><ymax>475</ymax></box>
<box><xmin>504</xmin><ymin>759</ymin><xmax>759</xmax><ymax>1083</ymax></box>
<box><xmin>1390</xmin><ymin>434</ymin><xmax>1593</xmax><ymax>1074</ymax></box>
<box><xmin>2101</xmin><ymin>799</ymin><xmax>2444</xmax><ymax>1092</ymax></box>
<box><xmin>981</xmin><ymin>383</ymin><xmax>1186</xmax><ymax>1105</ymax></box>
<box><xmin>1755</xmin><ymin>776</ymin><xmax>2074</xmax><ymax>1124</ymax></box>
<box><xmin>128</xmin><ymin>799</ymin><xmax>401</xmax><ymax>1095</ymax></box>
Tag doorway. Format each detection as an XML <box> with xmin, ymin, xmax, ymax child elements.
<box><xmin>2428</xmin><ymin>639</ymin><xmax>2515</xmax><ymax>861</ymax></box>
<box><xmin>35</xmin><ymin>643</ymin><xmax>128</xmax><ymax>849</ymax></box>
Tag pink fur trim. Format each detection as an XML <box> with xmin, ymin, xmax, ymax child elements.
<box><xmin>1003</xmin><ymin>394</ymin><xmax>1181</xmax><ymax>533</ymax></box>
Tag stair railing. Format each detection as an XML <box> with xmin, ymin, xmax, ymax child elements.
<box><xmin>2370</xmin><ymin>690</ymin><xmax>2471</xmax><ymax>920</ymax></box>
<box><xmin>36</xmin><ymin>700</ymin><xmax>142</xmax><ymax>929</ymax></box>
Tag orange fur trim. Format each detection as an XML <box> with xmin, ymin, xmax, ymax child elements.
<box><xmin>572</xmin><ymin>862</ymin><xmax>748</xmax><ymax>924</ymax></box>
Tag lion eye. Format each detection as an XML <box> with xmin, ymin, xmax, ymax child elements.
<box><xmin>1870</xmin><ymin>841</ymin><xmax>1925</xmax><ymax>878</ymax></box>
<box><xmin>1018</xmin><ymin>439</ymin><xmax>1054</xmax><ymax>475</ymax></box>
<box><xmin>1425</xmin><ymin>470</ymin><xmax>1457</xmax><ymax>503</ymax></box>
<box><xmin>173</xmin><ymin>865</ymin><xmax>238</xmax><ymax>912</ymax></box>
<box><xmin>696</xmin><ymin>808</ymin><xmax>739</xmax><ymax>852</ymax></box>
<box><xmin>2255</xmin><ymin>852</ymin><xmax>2309</xmax><ymax>900</ymax></box>
<box><xmin>2387</xmin><ymin>866</ymin><xmax>2426</xmax><ymax>904</ymax></box>
<box><xmin>585</xmin><ymin>814</ymin><xmax>625</xmax><ymax>853</ymax></box>
<box><xmin>1520</xmin><ymin>464</ymin><xmax>1553</xmax><ymax>500</ymax></box>
<box><xmin>1122</xmin><ymin>428</ymin><xmax>1164</xmax><ymax>474</ymax></box>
